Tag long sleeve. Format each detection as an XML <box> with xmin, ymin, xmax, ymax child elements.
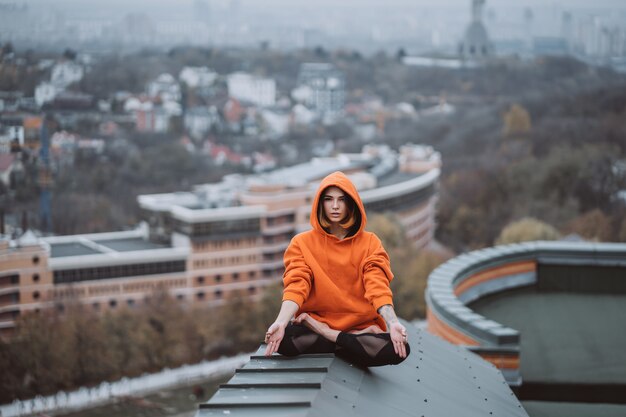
<box><xmin>361</xmin><ymin>234</ymin><xmax>394</xmax><ymax>311</ymax></box>
<box><xmin>282</xmin><ymin>237</ymin><xmax>313</xmax><ymax>308</ymax></box>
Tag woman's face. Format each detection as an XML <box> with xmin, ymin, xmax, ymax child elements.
<box><xmin>322</xmin><ymin>186</ymin><xmax>347</xmax><ymax>224</ymax></box>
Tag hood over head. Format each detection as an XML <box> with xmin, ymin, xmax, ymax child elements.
<box><xmin>310</xmin><ymin>171</ymin><xmax>366</xmax><ymax>238</ymax></box>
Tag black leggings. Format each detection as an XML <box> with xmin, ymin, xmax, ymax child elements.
<box><xmin>277</xmin><ymin>323</ymin><xmax>410</xmax><ymax>367</ymax></box>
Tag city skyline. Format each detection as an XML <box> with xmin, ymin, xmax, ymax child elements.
<box><xmin>3</xmin><ymin>0</ymin><xmax>625</xmax><ymax>55</ymax></box>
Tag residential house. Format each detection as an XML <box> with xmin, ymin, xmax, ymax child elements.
<box><xmin>147</xmin><ymin>73</ymin><xmax>181</xmax><ymax>103</ymax></box>
<box><xmin>179</xmin><ymin>66</ymin><xmax>218</xmax><ymax>89</ymax></box>
<box><xmin>227</xmin><ymin>72</ymin><xmax>276</xmax><ymax>107</ymax></box>
<box><xmin>0</xmin><ymin>153</ymin><xmax>15</xmax><ymax>186</ymax></box>
<box><xmin>294</xmin><ymin>63</ymin><xmax>345</xmax><ymax>119</ymax></box>
<box><xmin>184</xmin><ymin>106</ymin><xmax>219</xmax><ymax>140</ymax></box>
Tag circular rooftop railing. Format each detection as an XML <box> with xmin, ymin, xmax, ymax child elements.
<box><xmin>425</xmin><ymin>240</ymin><xmax>626</xmax><ymax>385</ymax></box>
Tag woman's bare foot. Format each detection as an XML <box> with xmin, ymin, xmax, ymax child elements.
<box><xmin>347</xmin><ymin>325</ymin><xmax>385</xmax><ymax>335</ymax></box>
<box><xmin>293</xmin><ymin>313</ymin><xmax>340</xmax><ymax>342</ymax></box>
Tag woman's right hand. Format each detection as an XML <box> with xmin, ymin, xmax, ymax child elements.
<box><xmin>264</xmin><ymin>322</ymin><xmax>286</xmax><ymax>356</ymax></box>
<box><xmin>264</xmin><ymin>300</ymin><xmax>299</xmax><ymax>356</ymax></box>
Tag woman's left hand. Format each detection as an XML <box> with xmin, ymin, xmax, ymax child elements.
<box><xmin>389</xmin><ymin>321</ymin><xmax>408</xmax><ymax>358</ymax></box>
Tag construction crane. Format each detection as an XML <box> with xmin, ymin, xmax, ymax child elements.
<box><xmin>38</xmin><ymin>114</ymin><xmax>53</xmax><ymax>234</ymax></box>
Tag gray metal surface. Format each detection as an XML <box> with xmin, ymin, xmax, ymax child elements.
<box><xmin>49</xmin><ymin>242</ymin><xmax>102</xmax><ymax>257</ymax></box>
<box><xmin>93</xmin><ymin>237</ymin><xmax>167</xmax><ymax>252</ymax></box>
<box><xmin>196</xmin><ymin>322</ymin><xmax>528</xmax><ymax>417</ymax></box>
<box><xmin>522</xmin><ymin>401</ymin><xmax>626</xmax><ymax>417</ymax></box>
<box><xmin>471</xmin><ymin>287</ymin><xmax>626</xmax><ymax>384</ymax></box>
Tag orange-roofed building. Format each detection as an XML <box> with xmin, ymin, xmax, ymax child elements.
<box><xmin>23</xmin><ymin>116</ymin><xmax>42</xmax><ymax>149</ymax></box>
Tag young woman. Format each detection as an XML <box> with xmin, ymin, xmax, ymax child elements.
<box><xmin>264</xmin><ymin>171</ymin><xmax>410</xmax><ymax>367</ymax></box>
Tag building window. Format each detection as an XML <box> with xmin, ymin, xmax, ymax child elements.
<box><xmin>109</xmin><ymin>299</ymin><xmax>117</xmax><ymax>308</ymax></box>
<box><xmin>33</xmin><ymin>291</ymin><xmax>40</xmax><ymax>300</ymax></box>
<box><xmin>197</xmin><ymin>291</ymin><xmax>205</xmax><ymax>300</ymax></box>
<box><xmin>215</xmin><ymin>275</ymin><xmax>222</xmax><ymax>283</ymax></box>
<box><xmin>177</xmin><ymin>294</ymin><xmax>184</xmax><ymax>301</ymax></box>
<box><xmin>32</xmin><ymin>255</ymin><xmax>40</xmax><ymax>265</ymax></box>
<box><xmin>127</xmin><ymin>299</ymin><xmax>135</xmax><ymax>306</ymax></box>
<box><xmin>248</xmin><ymin>286</ymin><xmax>256</xmax><ymax>294</ymax></box>
<box><xmin>33</xmin><ymin>273</ymin><xmax>40</xmax><ymax>282</ymax></box>
<box><xmin>53</xmin><ymin>260</ymin><xmax>186</xmax><ymax>284</ymax></box>
<box><xmin>250</xmin><ymin>271</ymin><xmax>256</xmax><ymax>278</ymax></box>
<box><xmin>214</xmin><ymin>289</ymin><xmax>222</xmax><ymax>298</ymax></box>
<box><xmin>0</xmin><ymin>274</ymin><xmax>20</xmax><ymax>286</ymax></box>
<box><xmin>197</xmin><ymin>276</ymin><xmax>205</xmax><ymax>284</ymax></box>
<box><xmin>233</xmin><ymin>272</ymin><xmax>239</xmax><ymax>280</ymax></box>
<box><xmin>93</xmin><ymin>302</ymin><xmax>100</xmax><ymax>310</ymax></box>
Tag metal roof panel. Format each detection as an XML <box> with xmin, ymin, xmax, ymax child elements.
<box><xmin>197</xmin><ymin>321</ymin><xmax>528</xmax><ymax>417</ymax></box>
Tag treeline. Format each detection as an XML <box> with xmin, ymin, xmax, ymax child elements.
<box><xmin>51</xmin><ymin>137</ymin><xmax>232</xmax><ymax>235</ymax></box>
<box><xmin>0</xmin><ymin>287</ymin><xmax>282</xmax><ymax>404</ymax></box>
<box><xmin>450</xmin><ymin>86</ymin><xmax>624</xmax><ymax>250</ymax></box>
<box><xmin>382</xmin><ymin>71</ymin><xmax>626</xmax><ymax>251</ymax></box>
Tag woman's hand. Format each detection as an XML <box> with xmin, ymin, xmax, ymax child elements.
<box><xmin>264</xmin><ymin>300</ymin><xmax>300</xmax><ymax>356</ymax></box>
<box><xmin>389</xmin><ymin>321</ymin><xmax>408</xmax><ymax>358</ymax></box>
<box><xmin>264</xmin><ymin>321</ymin><xmax>286</xmax><ymax>356</ymax></box>
<box><xmin>377</xmin><ymin>304</ymin><xmax>409</xmax><ymax>358</ymax></box>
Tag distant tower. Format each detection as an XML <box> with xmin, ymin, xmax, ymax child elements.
<box><xmin>458</xmin><ymin>0</ymin><xmax>494</xmax><ymax>60</ymax></box>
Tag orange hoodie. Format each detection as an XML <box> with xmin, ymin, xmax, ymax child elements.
<box><xmin>282</xmin><ymin>171</ymin><xmax>394</xmax><ymax>332</ymax></box>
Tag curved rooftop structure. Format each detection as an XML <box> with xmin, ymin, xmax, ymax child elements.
<box><xmin>197</xmin><ymin>320</ymin><xmax>528</xmax><ymax>417</ymax></box>
<box><xmin>426</xmin><ymin>241</ymin><xmax>626</xmax><ymax>415</ymax></box>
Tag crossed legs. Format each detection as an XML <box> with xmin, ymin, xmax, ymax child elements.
<box><xmin>276</xmin><ymin>313</ymin><xmax>410</xmax><ymax>367</ymax></box>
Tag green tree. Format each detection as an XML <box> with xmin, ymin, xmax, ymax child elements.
<box><xmin>566</xmin><ymin>209</ymin><xmax>613</xmax><ymax>241</ymax></box>
<box><xmin>619</xmin><ymin>216</ymin><xmax>626</xmax><ymax>242</ymax></box>
<box><xmin>64</xmin><ymin>304</ymin><xmax>116</xmax><ymax>386</ymax></box>
<box><xmin>137</xmin><ymin>289</ymin><xmax>188</xmax><ymax>371</ymax></box>
<box><xmin>392</xmin><ymin>250</ymin><xmax>447</xmax><ymax>319</ymax></box>
<box><xmin>255</xmin><ymin>282</ymin><xmax>283</xmax><ymax>332</ymax></box>
<box><xmin>503</xmin><ymin>103</ymin><xmax>532</xmax><ymax>137</ymax></box>
<box><xmin>3</xmin><ymin>311</ymin><xmax>73</xmax><ymax>400</ymax></box>
<box><xmin>495</xmin><ymin>217</ymin><xmax>561</xmax><ymax>245</ymax></box>
<box><xmin>102</xmin><ymin>309</ymin><xmax>145</xmax><ymax>378</ymax></box>
<box><xmin>367</xmin><ymin>213</ymin><xmax>449</xmax><ymax>320</ymax></box>
<box><xmin>366</xmin><ymin>213</ymin><xmax>405</xmax><ymax>249</ymax></box>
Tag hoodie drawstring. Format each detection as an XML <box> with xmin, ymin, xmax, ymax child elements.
<box><xmin>324</xmin><ymin>234</ymin><xmax>329</xmax><ymax>272</ymax></box>
<box><xmin>349</xmin><ymin>238</ymin><xmax>357</xmax><ymax>270</ymax></box>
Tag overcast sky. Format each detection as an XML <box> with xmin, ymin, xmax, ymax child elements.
<box><xmin>10</xmin><ymin>0</ymin><xmax>625</xmax><ymax>52</ymax></box>
<box><xmin>22</xmin><ymin>0</ymin><xmax>626</xmax><ymax>9</ymax></box>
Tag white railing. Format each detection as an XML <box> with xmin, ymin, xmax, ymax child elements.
<box><xmin>0</xmin><ymin>353</ymin><xmax>251</xmax><ymax>417</ymax></box>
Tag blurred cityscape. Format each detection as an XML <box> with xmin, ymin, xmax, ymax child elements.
<box><xmin>1</xmin><ymin>0</ymin><xmax>626</xmax><ymax>66</ymax></box>
<box><xmin>1</xmin><ymin>1</ymin><xmax>626</xmax><ymax>417</ymax></box>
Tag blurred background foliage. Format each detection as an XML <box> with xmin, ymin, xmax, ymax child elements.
<box><xmin>0</xmin><ymin>286</ymin><xmax>282</xmax><ymax>403</ymax></box>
